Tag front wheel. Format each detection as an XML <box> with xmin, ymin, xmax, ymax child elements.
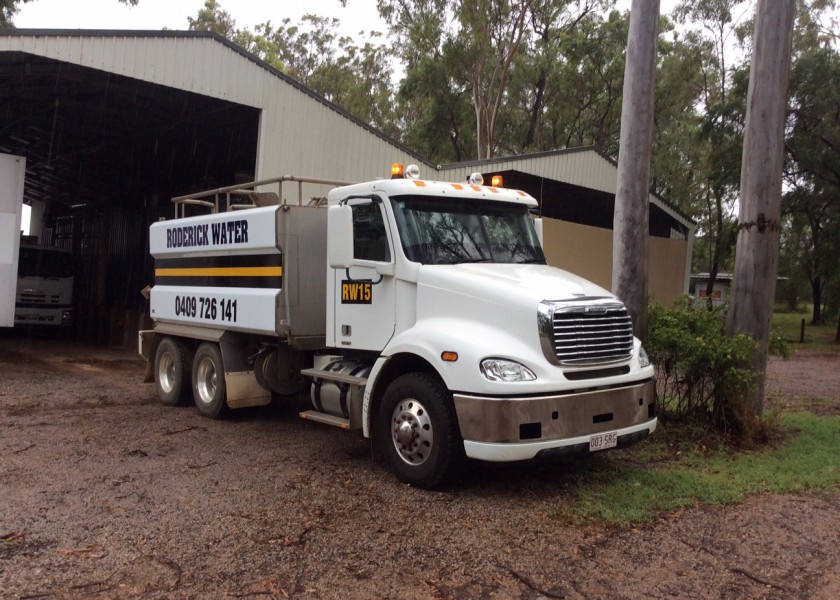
<box><xmin>192</xmin><ymin>342</ymin><xmax>228</xmax><ymax>419</ymax></box>
<box><xmin>377</xmin><ymin>372</ymin><xmax>464</xmax><ymax>489</ymax></box>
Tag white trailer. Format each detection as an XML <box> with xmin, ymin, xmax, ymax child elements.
<box><xmin>139</xmin><ymin>165</ymin><xmax>657</xmax><ymax>488</ymax></box>
<box><xmin>0</xmin><ymin>154</ymin><xmax>26</xmax><ymax>328</ymax></box>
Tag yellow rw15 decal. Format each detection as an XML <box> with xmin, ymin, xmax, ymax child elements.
<box><xmin>341</xmin><ymin>281</ymin><xmax>372</xmax><ymax>304</ymax></box>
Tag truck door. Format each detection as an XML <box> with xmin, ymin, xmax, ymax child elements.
<box><xmin>0</xmin><ymin>154</ymin><xmax>26</xmax><ymax>328</ymax></box>
<box><xmin>332</xmin><ymin>197</ymin><xmax>396</xmax><ymax>351</ymax></box>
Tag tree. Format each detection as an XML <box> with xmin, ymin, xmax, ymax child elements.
<box><xmin>612</xmin><ymin>0</ymin><xmax>659</xmax><ymax>341</ymax></box>
<box><xmin>726</xmin><ymin>0</ymin><xmax>795</xmax><ymax>412</ymax></box>
<box><xmin>1</xmin><ymin>0</ymin><xmax>138</xmax><ymax>28</ymax></box>
<box><xmin>186</xmin><ymin>0</ymin><xmax>235</xmax><ymax>38</ymax></box>
<box><xmin>379</xmin><ymin>0</ymin><xmax>533</xmax><ymax>160</ymax></box>
<box><xmin>188</xmin><ymin>3</ymin><xmax>397</xmax><ymax>138</ymax></box>
<box><xmin>782</xmin><ymin>5</ymin><xmax>840</xmax><ymax>327</ymax></box>
<box><xmin>516</xmin><ymin>0</ymin><xmax>606</xmax><ymax>152</ymax></box>
<box><xmin>506</xmin><ymin>5</ymin><xmax>627</xmax><ymax>156</ymax></box>
<box><xmin>654</xmin><ymin>0</ymin><xmax>751</xmax><ymax>301</ymax></box>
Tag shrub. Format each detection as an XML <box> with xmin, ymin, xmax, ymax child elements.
<box><xmin>647</xmin><ymin>297</ymin><xmax>759</xmax><ymax>436</ymax></box>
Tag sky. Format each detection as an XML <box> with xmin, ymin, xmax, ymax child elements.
<box><xmin>13</xmin><ymin>0</ymin><xmax>387</xmax><ymax>36</ymax></box>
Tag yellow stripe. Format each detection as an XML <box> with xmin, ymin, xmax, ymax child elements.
<box><xmin>155</xmin><ymin>266</ymin><xmax>283</xmax><ymax>277</ymax></box>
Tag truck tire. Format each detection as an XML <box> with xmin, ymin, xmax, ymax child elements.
<box><xmin>154</xmin><ymin>337</ymin><xmax>190</xmax><ymax>407</ymax></box>
<box><xmin>378</xmin><ymin>372</ymin><xmax>465</xmax><ymax>489</ymax></box>
<box><xmin>192</xmin><ymin>342</ymin><xmax>228</xmax><ymax>419</ymax></box>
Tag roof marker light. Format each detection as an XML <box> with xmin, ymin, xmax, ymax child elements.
<box><xmin>468</xmin><ymin>172</ymin><xmax>484</xmax><ymax>185</ymax></box>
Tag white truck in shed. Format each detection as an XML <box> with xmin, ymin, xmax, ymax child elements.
<box><xmin>139</xmin><ymin>164</ymin><xmax>657</xmax><ymax>488</ymax></box>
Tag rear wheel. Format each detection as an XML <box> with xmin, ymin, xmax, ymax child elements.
<box><xmin>377</xmin><ymin>372</ymin><xmax>464</xmax><ymax>489</ymax></box>
<box><xmin>192</xmin><ymin>342</ymin><xmax>228</xmax><ymax>419</ymax></box>
<box><xmin>154</xmin><ymin>337</ymin><xmax>190</xmax><ymax>406</ymax></box>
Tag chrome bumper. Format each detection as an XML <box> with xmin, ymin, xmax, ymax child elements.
<box><xmin>453</xmin><ymin>379</ymin><xmax>656</xmax><ymax>462</ymax></box>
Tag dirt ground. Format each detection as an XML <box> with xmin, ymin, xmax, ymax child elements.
<box><xmin>1</xmin><ymin>332</ymin><xmax>839</xmax><ymax>600</ymax></box>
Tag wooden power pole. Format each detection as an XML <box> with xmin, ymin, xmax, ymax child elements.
<box><xmin>612</xmin><ymin>0</ymin><xmax>659</xmax><ymax>341</ymax></box>
<box><xmin>725</xmin><ymin>0</ymin><xmax>795</xmax><ymax>413</ymax></box>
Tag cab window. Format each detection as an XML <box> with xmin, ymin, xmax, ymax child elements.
<box><xmin>352</xmin><ymin>202</ymin><xmax>391</xmax><ymax>262</ymax></box>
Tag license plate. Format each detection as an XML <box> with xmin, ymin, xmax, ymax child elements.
<box><xmin>589</xmin><ymin>431</ymin><xmax>617</xmax><ymax>452</ymax></box>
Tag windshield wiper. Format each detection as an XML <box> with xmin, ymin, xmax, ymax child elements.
<box><xmin>459</xmin><ymin>257</ymin><xmax>492</xmax><ymax>263</ymax></box>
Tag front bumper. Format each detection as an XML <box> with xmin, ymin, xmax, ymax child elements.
<box><xmin>453</xmin><ymin>379</ymin><xmax>656</xmax><ymax>462</ymax></box>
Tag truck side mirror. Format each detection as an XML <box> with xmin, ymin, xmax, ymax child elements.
<box><xmin>328</xmin><ymin>204</ymin><xmax>354</xmax><ymax>269</ymax></box>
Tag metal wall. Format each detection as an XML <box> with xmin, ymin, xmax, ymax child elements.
<box><xmin>543</xmin><ymin>217</ymin><xmax>690</xmax><ymax>307</ymax></box>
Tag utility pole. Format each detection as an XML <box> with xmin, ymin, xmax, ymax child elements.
<box><xmin>612</xmin><ymin>0</ymin><xmax>659</xmax><ymax>341</ymax></box>
<box><xmin>726</xmin><ymin>0</ymin><xmax>795</xmax><ymax>413</ymax></box>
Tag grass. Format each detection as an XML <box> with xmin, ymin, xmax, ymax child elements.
<box><xmin>555</xmin><ymin>412</ymin><xmax>840</xmax><ymax>526</ymax></box>
<box><xmin>772</xmin><ymin>308</ymin><xmax>839</xmax><ymax>354</ymax></box>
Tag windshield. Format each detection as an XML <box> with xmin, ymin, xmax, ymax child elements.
<box><xmin>391</xmin><ymin>195</ymin><xmax>546</xmax><ymax>265</ymax></box>
<box><xmin>18</xmin><ymin>247</ymin><xmax>74</xmax><ymax>279</ymax></box>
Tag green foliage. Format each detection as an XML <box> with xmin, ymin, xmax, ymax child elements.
<box><xmin>647</xmin><ymin>298</ymin><xmax>759</xmax><ymax>434</ymax></box>
<box><xmin>782</xmin><ymin>38</ymin><xmax>840</xmax><ymax>326</ymax></box>
<box><xmin>559</xmin><ymin>412</ymin><xmax>840</xmax><ymax>526</ymax></box>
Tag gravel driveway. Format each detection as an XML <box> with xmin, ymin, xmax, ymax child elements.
<box><xmin>1</xmin><ymin>333</ymin><xmax>839</xmax><ymax>599</ymax></box>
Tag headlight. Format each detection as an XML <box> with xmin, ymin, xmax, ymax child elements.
<box><xmin>638</xmin><ymin>345</ymin><xmax>651</xmax><ymax>368</ymax></box>
<box><xmin>480</xmin><ymin>358</ymin><xmax>536</xmax><ymax>382</ymax></box>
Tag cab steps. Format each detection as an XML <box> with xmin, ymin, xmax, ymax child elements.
<box><xmin>299</xmin><ymin>410</ymin><xmax>351</xmax><ymax>429</ymax></box>
<box><xmin>299</xmin><ymin>367</ymin><xmax>368</xmax><ymax>430</ymax></box>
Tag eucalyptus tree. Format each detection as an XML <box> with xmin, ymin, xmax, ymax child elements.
<box><xmin>782</xmin><ymin>1</ymin><xmax>840</xmax><ymax>327</ymax></box>
<box><xmin>509</xmin><ymin>0</ymin><xmax>608</xmax><ymax>152</ymax></box>
<box><xmin>726</xmin><ymin>0</ymin><xmax>795</xmax><ymax>411</ymax></box>
<box><xmin>187</xmin><ymin>2</ymin><xmax>397</xmax><ymax>138</ymax></box>
<box><xmin>653</xmin><ymin>0</ymin><xmax>750</xmax><ymax>300</ymax></box>
<box><xmin>504</xmin><ymin>5</ymin><xmax>627</xmax><ymax>156</ymax></box>
<box><xmin>378</xmin><ymin>0</ymin><xmax>533</xmax><ymax>160</ymax></box>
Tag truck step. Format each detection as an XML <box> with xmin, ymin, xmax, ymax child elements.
<box><xmin>301</xmin><ymin>367</ymin><xmax>368</xmax><ymax>387</ymax></box>
<box><xmin>299</xmin><ymin>410</ymin><xmax>352</xmax><ymax>430</ymax></box>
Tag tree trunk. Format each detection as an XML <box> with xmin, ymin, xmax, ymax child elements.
<box><xmin>835</xmin><ymin>312</ymin><xmax>840</xmax><ymax>343</ymax></box>
<box><xmin>811</xmin><ymin>276</ymin><xmax>823</xmax><ymax>325</ymax></box>
<box><xmin>523</xmin><ymin>69</ymin><xmax>547</xmax><ymax>151</ymax></box>
<box><xmin>725</xmin><ymin>0</ymin><xmax>795</xmax><ymax>414</ymax></box>
<box><xmin>612</xmin><ymin>0</ymin><xmax>659</xmax><ymax>341</ymax></box>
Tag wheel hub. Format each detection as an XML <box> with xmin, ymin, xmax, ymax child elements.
<box><xmin>159</xmin><ymin>352</ymin><xmax>175</xmax><ymax>393</ymax></box>
<box><xmin>391</xmin><ymin>399</ymin><xmax>433</xmax><ymax>466</ymax></box>
<box><xmin>396</xmin><ymin>419</ymin><xmax>416</xmax><ymax>446</ymax></box>
<box><xmin>196</xmin><ymin>357</ymin><xmax>217</xmax><ymax>405</ymax></box>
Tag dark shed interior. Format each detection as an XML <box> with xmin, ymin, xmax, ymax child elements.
<box><xmin>1</xmin><ymin>49</ymin><xmax>260</xmax><ymax>342</ymax></box>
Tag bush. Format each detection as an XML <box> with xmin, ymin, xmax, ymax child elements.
<box><xmin>647</xmin><ymin>297</ymin><xmax>759</xmax><ymax>436</ymax></box>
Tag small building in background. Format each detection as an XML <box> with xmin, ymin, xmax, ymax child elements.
<box><xmin>690</xmin><ymin>273</ymin><xmax>733</xmax><ymax>307</ymax></box>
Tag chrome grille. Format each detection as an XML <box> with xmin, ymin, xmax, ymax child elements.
<box><xmin>539</xmin><ymin>301</ymin><xmax>634</xmax><ymax>366</ymax></box>
<box><xmin>20</xmin><ymin>292</ymin><xmax>60</xmax><ymax>305</ymax></box>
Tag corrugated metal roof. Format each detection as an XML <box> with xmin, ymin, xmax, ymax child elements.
<box><xmin>440</xmin><ymin>146</ymin><xmax>694</xmax><ymax>229</ymax></box>
<box><xmin>0</xmin><ymin>29</ymin><xmax>430</xmax><ymax>170</ymax></box>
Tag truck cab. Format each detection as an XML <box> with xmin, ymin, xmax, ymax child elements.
<box><xmin>15</xmin><ymin>242</ymin><xmax>74</xmax><ymax>329</ymax></box>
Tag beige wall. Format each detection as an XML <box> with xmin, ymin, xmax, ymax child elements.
<box><xmin>542</xmin><ymin>218</ymin><xmax>688</xmax><ymax>306</ymax></box>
